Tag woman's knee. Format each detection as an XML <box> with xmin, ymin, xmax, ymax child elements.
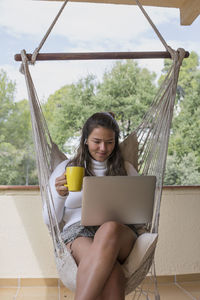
<box><xmin>94</xmin><ymin>221</ymin><xmax>124</xmax><ymax>246</ymax></box>
<box><xmin>94</xmin><ymin>221</ymin><xmax>137</xmax><ymax>262</ymax></box>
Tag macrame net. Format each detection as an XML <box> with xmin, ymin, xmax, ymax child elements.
<box><xmin>18</xmin><ymin>0</ymin><xmax>186</xmax><ymax>298</ymax></box>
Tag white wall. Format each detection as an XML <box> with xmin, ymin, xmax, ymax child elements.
<box><xmin>0</xmin><ymin>186</ymin><xmax>200</xmax><ymax>278</ymax></box>
<box><xmin>0</xmin><ymin>188</ymin><xmax>56</xmax><ymax>278</ymax></box>
<box><xmin>155</xmin><ymin>186</ymin><xmax>200</xmax><ymax>275</ymax></box>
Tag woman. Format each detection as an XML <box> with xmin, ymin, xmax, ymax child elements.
<box><xmin>44</xmin><ymin>112</ymin><xmax>138</xmax><ymax>300</ymax></box>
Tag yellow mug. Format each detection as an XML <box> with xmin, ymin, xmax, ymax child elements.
<box><xmin>65</xmin><ymin>166</ymin><xmax>85</xmax><ymax>192</ymax></box>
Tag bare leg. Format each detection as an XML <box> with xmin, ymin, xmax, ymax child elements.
<box><xmin>100</xmin><ymin>261</ymin><xmax>126</xmax><ymax>300</ymax></box>
<box><xmin>68</xmin><ymin>221</ymin><xmax>137</xmax><ymax>300</ymax></box>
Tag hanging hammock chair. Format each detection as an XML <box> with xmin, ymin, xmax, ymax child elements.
<box><xmin>15</xmin><ymin>0</ymin><xmax>188</xmax><ymax>298</ymax></box>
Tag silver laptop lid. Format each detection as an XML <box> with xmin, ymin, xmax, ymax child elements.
<box><xmin>81</xmin><ymin>175</ymin><xmax>156</xmax><ymax>226</ymax></box>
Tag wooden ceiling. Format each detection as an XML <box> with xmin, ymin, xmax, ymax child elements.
<box><xmin>39</xmin><ymin>0</ymin><xmax>200</xmax><ymax>25</ymax></box>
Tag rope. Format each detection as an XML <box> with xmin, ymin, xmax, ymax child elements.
<box><xmin>135</xmin><ymin>0</ymin><xmax>171</xmax><ymax>54</ymax></box>
<box><xmin>29</xmin><ymin>0</ymin><xmax>173</xmax><ymax>64</ymax></box>
<box><xmin>31</xmin><ymin>0</ymin><xmax>69</xmax><ymax>64</ymax></box>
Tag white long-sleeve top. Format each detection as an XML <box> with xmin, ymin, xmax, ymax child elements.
<box><xmin>43</xmin><ymin>159</ymin><xmax>138</xmax><ymax>231</ymax></box>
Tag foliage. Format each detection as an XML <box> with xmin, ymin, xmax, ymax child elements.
<box><xmin>0</xmin><ymin>139</ymin><xmax>37</xmax><ymax>185</ymax></box>
<box><xmin>0</xmin><ymin>69</ymin><xmax>15</xmax><ymax>137</ymax></box>
<box><xmin>164</xmin><ymin>152</ymin><xmax>200</xmax><ymax>185</ymax></box>
<box><xmin>0</xmin><ymin>70</ymin><xmax>37</xmax><ymax>185</ymax></box>
<box><xmin>93</xmin><ymin>60</ymin><xmax>157</xmax><ymax>138</ymax></box>
<box><xmin>1</xmin><ymin>52</ymin><xmax>200</xmax><ymax>185</ymax></box>
<box><xmin>163</xmin><ymin>51</ymin><xmax>200</xmax><ymax>185</ymax></box>
<box><xmin>44</xmin><ymin>61</ymin><xmax>157</xmax><ymax>149</ymax></box>
<box><xmin>43</xmin><ymin>75</ymin><xmax>97</xmax><ymax>152</ymax></box>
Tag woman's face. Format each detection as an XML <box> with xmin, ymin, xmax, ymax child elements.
<box><xmin>87</xmin><ymin>126</ymin><xmax>115</xmax><ymax>162</ymax></box>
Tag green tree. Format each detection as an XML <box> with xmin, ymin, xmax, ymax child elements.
<box><xmin>44</xmin><ymin>61</ymin><xmax>157</xmax><ymax>150</ymax></box>
<box><xmin>0</xmin><ymin>69</ymin><xmax>15</xmax><ymax>140</ymax></box>
<box><xmin>0</xmin><ymin>70</ymin><xmax>38</xmax><ymax>185</ymax></box>
<box><xmin>0</xmin><ymin>138</ymin><xmax>37</xmax><ymax>185</ymax></box>
<box><xmin>163</xmin><ymin>52</ymin><xmax>200</xmax><ymax>185</ymax></box>
<box><xmin>5</xmin><ymin>100</ymin><xmax>32</xmax><ymax>148</ymax></box>
<box><xmin>2</xmin><ymin>51</ymin><xmax>199</xmax><ymax>186</ymax></box>
<box><xmin>94</xmin><ymin>60</ymin><xmax>157</xmax><ymax>138</ymax></box>
<box><xmin>0</xmin><ymin>139</ymin><xmax>22</xmax><ymax>185</ymax></box>
<box><xmin>164</xmin><ymin>152</ymin><xmax>200</xmax><ymax>185</ymax></box>
<box><xmin>44</xmin><ymin>75</ymin><xmax>97</xmax><ymax>152</ymax></box>
<box><xmin>0</xmin><ymin>98</ymin><xmax>38</xmax><ymax>185</ymax></box>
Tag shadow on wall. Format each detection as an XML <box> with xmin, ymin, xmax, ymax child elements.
<box><xmin>12</xmin><ymin>188</ymin><xmax>57</xmax><ymax>278</ymax></box>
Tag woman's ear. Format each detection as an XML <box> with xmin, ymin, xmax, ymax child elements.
<box><xmin>84</xmin><ymin>139</ymin><xmax>88</xmax><ymax>145</ymax></box>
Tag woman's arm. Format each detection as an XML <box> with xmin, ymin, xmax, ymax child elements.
<box><xmin>43</xmin><ymin>160</ymin><xmax>69</xmax><ymax>226</ymax></box>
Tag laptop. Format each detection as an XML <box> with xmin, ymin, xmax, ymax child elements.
<box><xmin>81</xmin><ymin>175</ymin><xmax>156</xmax><ymax>226</ymax></box>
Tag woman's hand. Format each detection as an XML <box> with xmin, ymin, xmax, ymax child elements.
<box><xmin>55</xmin><ymin>172</ymin><xmax>69</xmax><ymax>197</ymax></box>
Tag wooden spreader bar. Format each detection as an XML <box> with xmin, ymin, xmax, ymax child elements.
<box><xmin>14</xmin><ymin>51</ymin><xmax>189</xmax><ymax>61</ymax></box>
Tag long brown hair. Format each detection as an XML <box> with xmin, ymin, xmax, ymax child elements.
<box><xmin>67</xmin><ymin>112</ymin><xmax>127</xmax><ymax>176</ymax></box>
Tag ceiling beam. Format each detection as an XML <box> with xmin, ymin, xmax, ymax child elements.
<box><xmin>36</xmin><ymin>0</ymin><xmax>200</xmax><ymax>25</ymax></box>
<box><xmin>180</xmin><ymin>0</ymin><xmax>200</xmax><ymax>25</ymax></box>
<box><xmin>37</xmin><ymin>0</ymin><xmax>184</xmax><ymax>8</ymax></box>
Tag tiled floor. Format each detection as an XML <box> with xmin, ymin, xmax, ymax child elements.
<box><xmin>1</xmin><ymin>280</ymin><xmax>200</xmax><ymax>300</ymax></box>
<box><xmin>126</xmin><ymin>280</ymin><xmax>200</xmax><ymax>300</ymax></box>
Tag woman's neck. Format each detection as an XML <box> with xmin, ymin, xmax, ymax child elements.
<box><xmin>91</xmin><ymin>158</ymin><xmax>107</xmax><ymax>175</ymax></box>
<box><xmin>91</xmin><ymin>158</ymin><xmax>107</xmax><ymax>166</ymax></box>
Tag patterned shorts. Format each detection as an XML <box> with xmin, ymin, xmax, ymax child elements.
<box><xmin>61</xmin><ymin>221</ymin><xmax>138</xmax><ymax>245</ymax></box>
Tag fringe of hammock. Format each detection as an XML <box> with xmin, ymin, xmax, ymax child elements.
<box><xmin>125</xmin><ymin>251</ymin><xmax>155</xmax><ymax>295</ymax></box>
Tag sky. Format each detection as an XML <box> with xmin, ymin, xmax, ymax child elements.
<box><xmin>0</xmin><ymin>0</ymin><xmax>200</xmax><ymax>102</ymax></box>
